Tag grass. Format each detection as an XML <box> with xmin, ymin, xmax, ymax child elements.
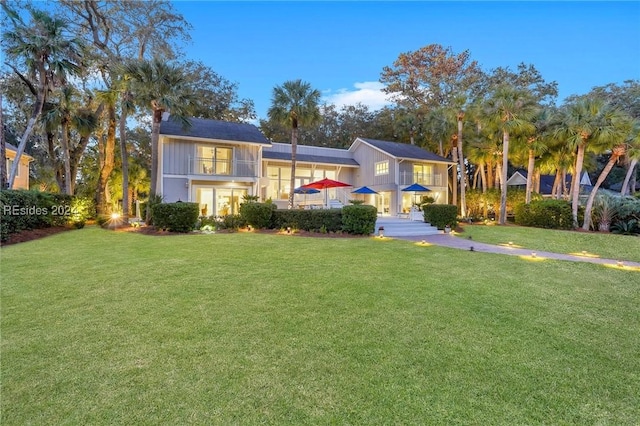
<box><xmin>459</xmin><ymin>223</ymin><xmax>640</xmax><ymax>263</ymax></box>
<box><xmin>2</xmin><ymin>226</ymin><xmax>639</xmax><ymax>424</ymax></box>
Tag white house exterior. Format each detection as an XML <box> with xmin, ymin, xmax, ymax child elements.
<box><xmin>159</xmin><ymin>117</ymin><xmax>454</xmax><ymax>216</ymax></box>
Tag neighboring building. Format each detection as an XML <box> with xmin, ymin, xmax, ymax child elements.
<box><xmin>5</xmin><ymin>143</ymin><xmax>33</xmax><ymax>190</ymax></box>
<box><xmin>159</xmin><ymin>117</ymin><xmax>454</xmax><ymax>216</ymax></box>
<box><xmin>506</xmin><ymin>170</ymin><xmax>593</xmax><ymax>197</ymax></box>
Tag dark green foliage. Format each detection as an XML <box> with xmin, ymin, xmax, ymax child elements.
<box><xmin>239</xmin><ymin>202</ymin><xmax>276</xmax><ymax>229</ymax></box>
<box><xmin>70</xmin><ymin>197</ymin><xmax>95</xmax><ymax>227</ymax></box>
<box><xmin>144</xmin><ymin>194</ymin><xmax>164</xmax><ymax>225</ymax></box>
<box><xmin>271</xmin><ymin>209</ymin><xmax>343</xmax><ymax>233</ymax></box>
<box><xmin>466</xmin><ymin>189</ymin><xmax>542</xmax><ymax>220</ymax></box>
<box><xmin>611</xmin><ymin>197</ymin><xmax>640</xmax><ymax>232</ymax></box>
<box><xmin>423</xmin><ymin>204</ymin><xmax>458</xmax><ymax>229</ymax></box>
<box><xmin>514</xmin><ymin>199</ymin><xmax>576</xmax><ymax>229</ymax></box>
<box><xmin>0</xmin><ymin>190</ymin><xmax>73</xmax><ymax>241</ymax></box>
<box><xmin>151</xmin><ymin>202</ymin><xmax>199</xmax><ymax>232</ymax></box>
<box><xmin>342</xmin><ymin>205</ymin><xmax>377</xmax><ymax>235</ymax></box>
<box><xmin>611</xmin><ymin>219</ymin><xmax>639</xmax><ymax>235</ymax></box>
<box><xmin>218</xmin><ymin>214</ymin><xmax>244</xmax><ymax>231</ymax></box>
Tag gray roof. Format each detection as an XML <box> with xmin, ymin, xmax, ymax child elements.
<box><xmin>262</xmin><ymin>150</ymin><xmax>359</xmax><ymax>167</ymax></box>
<box><xmin>160</xmin><ymin>117</ymin><xmax>271</xmax><ymax>145</ymax></box>
<box><xmin>359</xmin><ymin>138</ymin><xmax>454</xmax><ymax>163</ymax></box>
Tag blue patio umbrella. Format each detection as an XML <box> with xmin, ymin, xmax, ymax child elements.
<box><xmin>294</xmin><ymin>186</ymin><xmax>321</xmax><ymax>206</ymax></box>
<box><xmin>351</xmin><ymin>186</ymin><xmax>379</xmax><ymax>195</ymax></box>
<box><xmin>402</xmin><ymin>183</ymin><xmax>431</xmax><ymax>204</ymax></box>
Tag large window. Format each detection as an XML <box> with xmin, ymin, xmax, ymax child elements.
<box><xmin>375</xmin><ymin>160</ymin><xmax>389</xmax><ymax>176</ymax></box>
<box><xmin>413</xmin><ymin>164</ymin><xmax>433</xmax><ymax>184</ymax></box>
<box><xmin>195</xmin><ymin>187</ymin><xmax>247</xmax><ymax>217</ymax></box>
<box><xmin>197</xmin><ymin>145</ymin><xmax>232</xmax><ymax>175</ymax></box>
<box><xmin>266</xmin><ymin>166</ymin><xmax>335</xmax><ymax>201</ymax></box>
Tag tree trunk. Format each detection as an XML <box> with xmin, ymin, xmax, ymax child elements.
<box><xmin>96</xmin><ymin>104</ymin><xmax>117</xmax><ymax>215</ymax></box>
<box><xmin>288</xmin><ymin>125</ymin><xmax>298</xmax><ymax>209</ymax></box>
<box><xmin>457</xmin><ymin>111</ymin><xmax>466</xmax><ymax>217</ymax></box>
<box><xmin>61</xmin><ymin>118</ymin><xmax>73</xmax><ymax>195</ymax></box>
<box><xmin>480</xmin><ymin>163</ymin><xmax>488</xmax><ymax>219</ymax></box>
<box><xmin>8</xmin><ymin>88</ymin><xmax>46</xmax><ymax>188</ymax></box>
<box><xmin>451</xmin><ymin>136</ymin><xmax>458</xmax><ymax>208</ymax></box>
<box><xmin>525</xmin><ymin>148</ymin><xmax>535</xmax><ymax>204</ymax></box>
<box><xmin>0</xmin><ymin>93</ymin><xmax>6</xmax><ymax>189</ymax></box>
<box><xmin>552</xmin><ymin>169</ymin><xmax>562</xmax><ymax>199</ymax></box>
<box><xmin>571</xmin><ymin>144</ymin><xmax>586</xmax><ymax>228</ymax></box>
<box><xmin>499</xmin><ymin>130</ymin><xmax>509</xmax><ymax>225</ymax></box>
<box><xmin>621</xmin><ymin>158</ymin><xmax>638</xmax><ymax>195</ymax></box>
<box><xmin>120</xmin><ymin>99</ymin><xmax>129</xmax><ymax>221</ymax></box>
<box><xmin>582</xmin><ymin>147</ymin><xmax>624</xmax><ymax>230</ymax></box>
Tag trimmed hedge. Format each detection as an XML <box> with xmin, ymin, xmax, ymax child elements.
<box><xmin>272</xmin><ymin>209</ymin><xmax>343</xmax><ymax>233</ymax></box>
<box><xmin>0</xmin><ymin>190</ymin><xmax>90</xmax><ymax>241</ymax></box>
<box><xmin>239</xmin><ymin>202</ymin><xmax>276</xmax><ymax>229</ymax></box>
<box><xmin>423</xmin><ymin>204</ymin><xmax>458</xmax><ymax>230</ymax></box>
<box><xmin>514</xmin><ymin>199</ymin><xmax>577</xmax><ymax>229</ymax></box>
<box><xmin>342</xmin><ymin>204</ymin><xmax>377</xmax><ymax>235</ymax></box>
<box><xmin>151</xmin><ymin>202</ymin><xmax>199</xmax><ymax>232</ymax></box>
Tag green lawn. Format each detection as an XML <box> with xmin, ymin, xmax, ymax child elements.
<box><xmin>2</xmin><ymin>227</ymin><xmax>639</xmax><ymax>424</ymax></box>
<box><xmin>459</xmin><ymin>223</ymin><xmax>640</xmax><ymax>263</ymax></box>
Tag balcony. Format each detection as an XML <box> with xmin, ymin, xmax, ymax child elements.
<box><xmin>399</xmin><ymin>172</ymin><xmax>444</xmax><ymax>187</ymax></box>
<box><xmin>188</xmin><ymin>157</ymin><xmax>258</xmax><ymax>178</ymax></box>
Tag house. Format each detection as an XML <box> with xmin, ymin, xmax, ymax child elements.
<box><xmin>506</xmin><ymin>170</ymin><xmax>592</xmax><ymax>197</ymax></box>
<box><xmin>159</xmin><ymin>117</ymin><xmax>454</xmax><ymax>216</ymax></box>
<box><xmin>5</xmin><ymin>143</ymin><xmax>33</xmax><ymax>190</ymax></box>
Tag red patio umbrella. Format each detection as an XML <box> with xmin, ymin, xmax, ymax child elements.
<box><xmin>301</xmin><ymin>178</ymin><xmax>351</xmax><ymax>208</ymax></box>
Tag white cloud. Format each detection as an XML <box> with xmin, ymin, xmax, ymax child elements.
<box><xmin>322</xmin><ymin>81</ymin><xmax>393</xmax><ymax>111</ymax></box>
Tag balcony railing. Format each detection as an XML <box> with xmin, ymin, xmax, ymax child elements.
<box><xmin>188</xmin><ymin>157</ymin><xmax>258</xmax><ymax>177</ymax></box>
<box><xmin>399</xmin><ymin>172</ymin><xmax>444</xmax><ymax>186</ymax></box>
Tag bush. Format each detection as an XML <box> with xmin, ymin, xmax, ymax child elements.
<box><xmin>239</xmin><ymin>202</ymin><xmax>275</xmax><ymax>229</ymax></box>
<box><xmin>514</xmin><ymin>199</ymin><xmax>575</xmax><ymax>229</ymax></box>
<box><xmin>144</xmin><ymin>194</ymin><xmax>164</xmax><ymax>225</ymax></box>
<box><xmin>0</xmin><ymin>190</ymin><xmax>76</xmax><ymax>241</ymax></box>
<box><xmin>151</xmin><ymin>202</ymin><xmax>199</xmax><ymax>232</ymax></box>
<box><xmin>218</xmin><ymin>214</ymin><xmax>244</xmax><ymax>231</ymax></box>
<box><xmin>272</xmin><ymin>209</ymin><xmax>343</xmax><ymax>233</ymax></box>
<box><xmin>342</xmin><ymin>205</ymin><xmax>377</xmax><ymax>235</ymax></box>
<box><xmin>423</xmin><ymin>204</ymin><xmax>458</xmax><ymax>230</ymax></box>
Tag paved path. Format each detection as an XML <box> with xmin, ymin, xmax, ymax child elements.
<box><xmin>399</xmin><ymin>233</ymin><xmax>640</xmax><ymax>269</ymax></box>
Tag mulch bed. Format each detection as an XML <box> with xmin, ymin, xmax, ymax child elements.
<box><xmin>1</xmin><ymin>226</ymin><xmax>76</xmax><ymax>247</ymax></box>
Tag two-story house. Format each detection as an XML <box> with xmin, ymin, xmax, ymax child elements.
<box><xmin>159</xmin><ymin>117</ymin><xmax>454</xmax><ymax>216</ymax></box>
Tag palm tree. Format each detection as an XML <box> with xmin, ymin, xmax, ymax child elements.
<box><xmin>620</xmin><ymin>121</ymin><xmax>640</xmax><ymax>195</ymax></box>
<box><xmin>581</xmin><ymin>113</ymin><xmax>634</xmax><ymax>230</ymax></box>
<box><xmin>267</xmin><ymin>80</ymin><xmax>321</xmax><ymax>209</ymax></box>
<box><xmin>554</xmin><ymin>98</ymin><xmax>622</xmax><ymax>228</ymax></box>
<box><xmin>484</xmin><ymin>85</ymin><xmax>538</xmax><ymax>224</ymax></box>
<box><xmin>2</xmin><ymin>5</ymin><xmax>83</xmax><ymax>189</ymax></box>
<box><xmin>123</xmin><ymin>59</ymin><xmax>194</xmax><ymax>218</ymax></box>
<box><xmin>522</xmin><ymin>107</ymin><xmax>554</xmax><ymax>203</ymax></box>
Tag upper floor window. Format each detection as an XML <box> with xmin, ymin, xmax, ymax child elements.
<box><xmin>375</xmin><ymin>160</ymin><xmax>389</xmax><ymax>176</ymax></box>
<box><xmin>197</xmin><ymin>145</ymin><xmax>232</xmax><ymax>175</ymax></box>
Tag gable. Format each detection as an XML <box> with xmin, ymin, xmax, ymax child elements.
<box><xmin>350</xmin><ymin>138</ymin><xmax>454</xmax><ymax>164</ymax></box>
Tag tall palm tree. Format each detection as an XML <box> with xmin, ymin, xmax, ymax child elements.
<box><xmin>123</xmin><ymin>59</ymin><xmax>194</xmax><ymax>216</ymax></box>
<box><xmin>554</xmin><ymin>98</ymin><xmax>621</xmax><ymax>228</ymax></box>
<box><xmin>267</xmin><ymin>80</ymin><xmax>321</xmax><ymax>209</ymax></box>
<box><xmin>2</xmin><ymin>6</ymin><xmax>83</xmax><ymax>189</ymax></box>
<box><xmin>620</xmin><ymin>121</ymin><xmax>640</xmax><ymax>196</ymax></box>
<box><xmin>484</xmin><ymin>85</ymin><xmax>538</xmax><ymax>224</ymax></box>
<box><xmin>522</xmin><ymin>107</ymin><xmax>554</xmax><ymax>203</ymax></box>
<box><xmin>581</xmin><ymin>113</ymin><xmax>634</xmax><ymax>230</ymax></box>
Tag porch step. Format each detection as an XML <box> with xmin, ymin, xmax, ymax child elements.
<box><xmin>375</xmin><ymin>217</ymin><xmax>442</xmax><ymax>237</ymax></box>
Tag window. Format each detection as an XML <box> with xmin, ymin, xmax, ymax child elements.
<box><xmin>197</xmin><ymin>146</ymin><xmax>232</xmax><ymax>175</ymax></box>
<box><xmin>413</xmin><ymin>164</ymin><xmax>432</xmax><ymax>184</ymax></box>
<box><xmin>375</xmin><ymin>160</ymin><xmax>389</xmax><ymax>176</ymax></box>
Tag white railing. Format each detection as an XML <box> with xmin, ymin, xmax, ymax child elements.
<box><xmin>188</xmin><ymin>157</ymin><xmax>258</xmax><ymax>177</ymax></box>
<box><xmin>399</xmin><ymin>172</ymin><xmax>443</xmax><ymax>186</ymax></box>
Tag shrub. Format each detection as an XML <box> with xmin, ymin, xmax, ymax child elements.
<box><xmin>0</xmin><ymin>190</ymin><xmax>76</xmax><ymax>241</ymax></box>
<box><xmin>342</xmin><ymin>205</ymin><xmax>377</xmax><ymax>235</ymax></box>
<box><xmin>423</xmin><ymin>204</ymin><xmax>458</xmax><ymax>230</ymax></box>
<box><xmin>272</xmin><ymin>209</ymin><xmax>343</xmax><ymax>233</ymax></box>
<box><xmin>239</xmin><ymin>202</ymin><xmax>275</xmax><ymax>229</ymax></box>
<box><xmin>592</xmin><ymin>193</ymin><xmax>621</xmax><ymax>232</ymax></box>
<box><xmin>151</xmin><ymin>202</ymin><xmax>199</xmax><ymax>232</ymax></box>
<box><xmin>218</xmin><ymin>214</ymin><xmax>244</xmax><ymax>231</ymax></box>
<box><xmin>144</xmin><ymin>194</ymin><xmax>164</xmax><ymax>225</ymax></box>
<box><xmin>514</xmin><ymin>199</ymin><xmax>575</xmax><ymax>229</ymax></box>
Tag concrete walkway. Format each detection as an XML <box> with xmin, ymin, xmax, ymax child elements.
<box><xmin>400</xmin><ymin>233</ymin><xmax>640</xmax><ymax>269</ymax></box>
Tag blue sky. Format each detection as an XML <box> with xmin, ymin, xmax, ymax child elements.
<box><xmin>172</xmin><ymin>1</ymin><xmax>640</xmax><ymax>120</ymax></box>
